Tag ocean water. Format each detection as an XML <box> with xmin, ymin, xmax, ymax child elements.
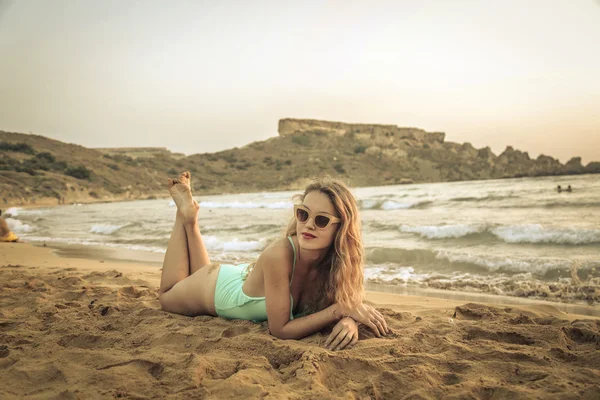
<box><xmin>5</xmin><ymin>174</ymin><xmax>600</xmax><ymax>305</ymax></box>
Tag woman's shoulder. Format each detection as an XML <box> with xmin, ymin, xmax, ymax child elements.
<box><xmin>259</xmin><ymin>236</ymin><xmax>294</xmax><ymax>265</ymax></box>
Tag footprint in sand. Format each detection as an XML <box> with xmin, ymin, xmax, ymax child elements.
<box><xmin>221</xmin><ymin>326</ymin><xmax>251</xmax><ymax>338</ymax></box>
<box><xmin>168</xmin><ymin>171</ymin><xmax>199</xmax><ymax>221</ymax></box>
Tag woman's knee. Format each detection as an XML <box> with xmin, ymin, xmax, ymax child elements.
<box><xmin>159</xmin><ymin>290</ymin><xmax>183</xmax><ymax>314</ymax></box>
<box><xmin>158</xmin><ymin>291</ymin><xmax>173</xmax><ymax>312</ymax></box>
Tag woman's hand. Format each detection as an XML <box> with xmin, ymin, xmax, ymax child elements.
<box><xmin>324</xmin><ymin>317</ymin><xmax>358</xmax><ymax>351</ymax></box>
<box><xmin>337</xmin><ymin>303</ymin><xmax>389</xmax><ymax>337</ymax></box>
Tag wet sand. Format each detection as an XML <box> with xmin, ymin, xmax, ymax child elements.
<box><xmin>1</xmin><ymin>242</ymin><xmax>599</xmax><ymax>399</ymax></box>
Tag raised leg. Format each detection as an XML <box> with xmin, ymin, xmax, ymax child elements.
<box><xmin>159</xmin><ymin>210</ymin><xmax>190</xmax><ymax>295</ymax></box>
<box><xmin>183</xmin><ymin>213</ymin><xmax>211</xmax><ymax>275</ymax></box>
<box><xmin>158</xmin><ymin>172</ymin><xmax>218</xmax><ymax>316</ymax></box>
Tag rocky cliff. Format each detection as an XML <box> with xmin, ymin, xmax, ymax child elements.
<box><xmin>94</xmin><ymin>147</ymin><xmax>186</xmax><ymax>160</ymax></box>
<box><xmin>1</xmin><ymin>119</ymin><xmax>598</xmax><ymax>206</ymax></box>
<box><xmin>278</xmin><ymin>118</ymin><xmax>599</xmax><ymax>182</ymax></box>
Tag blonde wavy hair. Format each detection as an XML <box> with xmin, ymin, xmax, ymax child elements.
<box><xmin>243</xmin><ymin>178</ymin><xmax>365</xmax><ymax>313</ymax></box>
<box><xmin>285</xmin><ymin>178</ymin><xmax>364</xmax><ymax>314</ymax></box>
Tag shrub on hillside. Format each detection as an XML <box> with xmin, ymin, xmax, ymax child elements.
<box><xmin>0</xmin><ymin>141</ymin><xmax>35</xmax><ymax>154</ymax></box>
<box><xmin>354</xmin><ymin>145</ymin><xmax>366</xmax><ymax>154</ymax></box>
<box><xmin>53</xmin><ymin>161</ymin><xmax>68</xmax><ymax>170</ymax></box>
<box><xmin>222</xmin><ymin>153</ymin><xmax>237</xmax><ymax>163</ymax></box>
<box><xmin>15</xmin><ymin>166</ymin><xmax>37</xmax><ymax>175</ymax></box>
<box><xmin>0</xmin><ymin>155</ymin><xmax>20</xmax><ymax>170</ymax></box>
<box><xmin>65</xmin><ymin>166</ymin><xmax>92</xmax><ymax>180</ymax></box>
<box><xmin>18</xmin><ymin>152</ymin><xmax>68</xmax><ymax>173</ymax></box>
<box><xmin>36</xmin><ymin>152</ymin><xmax>56</xmax><ymax>163</ymax></box>
<box><xmin>292</xmin><ymin>135</ymin><xmax>311</xmax><ymax>146</ymax></box>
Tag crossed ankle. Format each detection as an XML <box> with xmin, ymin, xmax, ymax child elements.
<box><xmin>183</xmin><ymin>218</ymin><xmax>199</xmax><ymax>228</ymax></box>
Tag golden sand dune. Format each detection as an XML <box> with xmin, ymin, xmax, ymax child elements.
<box><xmin>1</xmin><ymin>245</ymin><xmax>599</xmax><ymax>399</ymax></box>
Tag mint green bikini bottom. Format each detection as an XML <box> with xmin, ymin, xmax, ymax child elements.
<box><xmin>213</xmin><ymin>263</ymin><xmax>294</xmax><ymax>322</ymax></box>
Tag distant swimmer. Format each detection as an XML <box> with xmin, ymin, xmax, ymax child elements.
<box><xmin>0</xmin><ymin>209</ymin><xmax>19</xmax><ymax>242</ymax></box>
<box><xmin>567</xmin><ymin>185</ymin><xmax>572</xmax><ymax>192</ymax></box>
<box><xmin>557</xmin><ymin>185</ymin><xmax>562</xmax><ymax>193</ymax></box>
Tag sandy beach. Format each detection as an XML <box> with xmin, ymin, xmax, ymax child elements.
<box><xmin>1</xmin><ymin>242</ymin><xmax>599</xmax><ymax>399</ymax></box>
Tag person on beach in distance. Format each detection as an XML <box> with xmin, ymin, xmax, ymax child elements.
<box><xmin>159</xmin><ymin>171</ymin><xmax>389</xmax><ymax>350</ymax></box>
<box><xmin>0</xmin><ymin>210</ymin><xmax>19</xmax><ymax>242</ymax></box>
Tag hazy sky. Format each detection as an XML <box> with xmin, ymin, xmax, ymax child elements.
<box><xmin>0</xmin><ymin>0</ymin><xmax>599</xmax><ymax>163</ymax></box>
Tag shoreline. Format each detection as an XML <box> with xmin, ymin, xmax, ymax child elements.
<box><xmin>4</xmin><ymin>172</ymin><xmax>597</xmax><ymax>209</ymax></box>
<box><xmin>9</xmin><ymin>240</ymin><xmax>600</xmax><ymax>319</ymax></box>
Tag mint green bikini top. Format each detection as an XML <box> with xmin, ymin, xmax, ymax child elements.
<box><xmin>240</xmin><ymin>236</ymin><xmax>298</xmax><ymax>321</ymax></box>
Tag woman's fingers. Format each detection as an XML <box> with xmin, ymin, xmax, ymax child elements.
<box><xmin>380</xmin><ymin>315</ymin><xmax>390</xmax><ymax>333</ymax></box>
<box><xmin>346</xmin><ymin>335</ymin><xmax>358</xmax><ymax>349</ymax></box>
<box><xmin>369</xmin><ymin>310</ymin><xmax>389</xmax><ymax>335</ymax></box>
<box><xmin>374</xmin><ymin>311</ymin><xmax>389</xmax><ymax>333</ymax></box>
<box><xmin>368</xmin><ymin>321</ymin><xmax>381</xmax><ymax>337</ymax></box>
<box><xmin>328</xmin><ymin>331</ymin><xmax>349</xmax><ymax>350</ymax></box>
<box><xmin>333</xmin><ymin>332</ymin><xmax>354</xmax><ymax>351</ymax></box>
<box><xmin>324</xmin><ymin>325</ymin><xmax>343</xmax><ymax>348</ymax></box>
<box><xmin>374</xmin><ymin>318</ymin><xmax>386</xmax><ymax>336</ymax></box>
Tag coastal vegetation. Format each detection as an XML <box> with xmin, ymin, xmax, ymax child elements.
<box><xmin>1</xmin><ymin>119</ymin><xmax>598</xmax><ymax>206</ymax></box>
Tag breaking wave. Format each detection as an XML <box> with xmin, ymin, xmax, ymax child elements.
<box><xmin>398</xmin><ymin>223</ymin><xmax>600</xmax><ymax>245</ymax></box>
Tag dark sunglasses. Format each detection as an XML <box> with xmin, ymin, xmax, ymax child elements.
<box><xmin>294</xmin><ymin>204</ymin><xmax>341</xmax><ymax>229</ymax></box>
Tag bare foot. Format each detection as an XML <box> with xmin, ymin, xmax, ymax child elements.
<box><xmin>168</xmin><ymin>171</ymin><xmax>199</xmax><ymax>223</ymax></box>
<box><xmin>177</xmin><ymin>199</ymin><xmax>201</xmax><ymax>221</ymax></box>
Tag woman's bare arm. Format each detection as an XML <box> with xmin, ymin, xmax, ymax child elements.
<box><xmin>261</xmin><ymin>249</ymin><xmax>341</xmax><ymax>340</ymax></box>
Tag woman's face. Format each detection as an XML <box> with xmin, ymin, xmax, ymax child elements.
<box><xmin>296</xmin><ymin>191</ymin><xmax>340</xmax><ymax>250</ymax></box>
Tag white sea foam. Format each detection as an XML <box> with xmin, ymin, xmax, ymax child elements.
<box><xmin>364</xmin><ymin>266</ymin><xmax>421</xmax><ymax>283</ymax></box>
<box><xmin>262</xmin><ymin>193</ymin><xmax>292</xmax><ymax>199</ymax></box>
<box><xmin>381</xmin><ymin>200</ymin><xmax>415</xmax><ymax>210</ymax></box>
<box><xmin>201</xmin><ymin>235</ymin><xmax>265</xmax><ymax>252</ymax></box>
<box><xmin>90</xmin><ymin>224</ymin><xmax>128</xmax><ymax>235</ymax></box>
<box><xmin>435</xmin><ymin>250</ymin><xmax>566</xmax><ymax>274</ymax></box>
<box><xmin>4</xmin><ymin>207</ymin><xmax>20</xmax><ymax>217</ymax></box>
<box><xmin>5</xmin><ymin>218</ymin><xmax>34</xmax><ymax>233</ymax></box>
<box><xmin>265</xmin><ymin>202</ymin><xmax>294</xmax><ymax>209</ymax></box>
<box><xmin>360</xmin><ymin>199</ymin><xmax>431</xmax><ymax>210</ymax></box>
<box><xmin>360</xmin><ymin>200</ymin><xmax>378</xmax><ymax>209</ymax></box>
<box><xmin>491</xmin><ymin>224</ymin><xmax>600</xmax><ymax>245</ymax></box>
<box><xmin>398</xmin><ymin>223</ymin><xmax>600</xmax><ymax>245</ymax></box>
<box><xmin>199</xmin><ymin>201</ymin><xmax>292</xmax><ymax>209</ymax></box>
<box><xmin>401</xmin><ymin>224</ymin><xmax>483</xmax><ymax>239</ymax></box>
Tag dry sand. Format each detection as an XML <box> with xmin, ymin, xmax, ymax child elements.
<box><xmin>1</xmin><ymin>243</ymin><xmax>599</xmax><ymax>399</ymax></box>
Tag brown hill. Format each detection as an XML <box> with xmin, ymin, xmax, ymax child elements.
<box><xmin>1</xmin><ymin>119</ymin><xmax>598</xmax><ymax>206</ymax></box>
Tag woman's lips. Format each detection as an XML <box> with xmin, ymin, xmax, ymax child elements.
<box><xmin>302</xmin><ymin>232</ymin><xmax>316</xmax><ymax>239</ymax></box>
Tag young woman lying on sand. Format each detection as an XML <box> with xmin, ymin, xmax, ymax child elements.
<box><xmin>159</xmin><ymin>172</ymin><xmax>389</xmax><ymax>351</ymax></box>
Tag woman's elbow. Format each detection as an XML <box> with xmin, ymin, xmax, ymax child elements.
<box><xmin>268</xmin><ymin>326</ymin><xmax>295</xmax><ymax>340</ymax></box>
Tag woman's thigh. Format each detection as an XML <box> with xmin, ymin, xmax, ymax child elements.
<box><xmin>159</xmin><ymin>264</ymin><xmax>220</xmax><ymax>316</ymax></box>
